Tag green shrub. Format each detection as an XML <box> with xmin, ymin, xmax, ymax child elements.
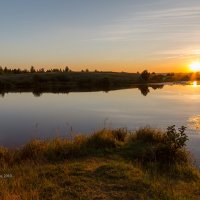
<box><xmin>154</xmin><ymin>125</ymin><xmax>189</xmax><ymax>164</ymax></box>
<box><xmin>165</xmin><ymin>125</ymin><xmax>188</xmax><ymax>150</ymax></box>
<box><xmin>126</xmin><ymin>126</ymin><xmax>189</xmax><ymax>165</ymax></box>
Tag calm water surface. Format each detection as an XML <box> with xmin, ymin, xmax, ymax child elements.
<box><xmin>0</xmin><ymin>83</ymin><xmax>200</xmax><ymax>162</ymax></box>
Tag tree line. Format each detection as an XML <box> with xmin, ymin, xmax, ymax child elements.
<box><xmin>0</xmin><ymin>66</ymin><xmax>110</xmax><ymax>74</ymax></box>
<box><xmin>0</xmin><ymin>66</ymin><xmax>73</xmax><ymax>74</ymax></box>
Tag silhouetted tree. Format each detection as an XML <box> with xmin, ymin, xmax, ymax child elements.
<box><xmin>4</xmin><ymin>67</ymin><xmax>8</xmax><ymax>73</ymax></box>
<box><xmin>140</xmin><ymin>70</ymin><xmax>150</xmax><ymax>82</ymax></box>
<box><xmin>65</xmin><ymin>66</ymin><xmax>69</xmax><ymax>72</ymax></box>
<box><xmin>30</xmin><ymin>66</ymin><xmax>36</xmax><ymax>73</ymax></box>
<box><xmin>0</xmin><ymin>66</ymin><xmax>3</xmax><ymax>74</ymax></box>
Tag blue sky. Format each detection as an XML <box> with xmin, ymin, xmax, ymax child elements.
<box><xmin>0</xmin><ymin>0</ymin><xmax>200</xmax><ymax>72</ymax></box>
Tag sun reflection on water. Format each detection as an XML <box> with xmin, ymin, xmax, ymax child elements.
<box><xmin>193</xmin><ymin>81</ymin><xmax>197</xmax><ymax>87</ymax></box>
<box><xmin>188</xmin><ymin>115</ymin><xmax>200</xmax><ymax>130</ymax></box>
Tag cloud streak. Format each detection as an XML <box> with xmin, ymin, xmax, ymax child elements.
<box><xmin>89</xmin><ymin>5</ymin><xmax>200</xmax><ymax>43</ymax></box>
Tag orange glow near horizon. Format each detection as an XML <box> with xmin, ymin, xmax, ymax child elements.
<box><xmin>0</xmin><ymin>60</ymin><xmax>197</xmax><ymax>73</ymax></box>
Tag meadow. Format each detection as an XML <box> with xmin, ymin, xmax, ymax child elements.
<box><xmin>0</xmin><ymin>126</ymin><xmax>199</xmax><ymax>200</ymax></box>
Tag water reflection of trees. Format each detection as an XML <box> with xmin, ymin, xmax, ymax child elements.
<box><xmin>0</xmin><ymin>84</ymin><xmax>165</xmax><ymax>97</ymax></box>
<box><xmin>151</xmin><ymin>84</ymin><xmax>164</xmax><ymax>90</ymax></box>
<box><xmin>33</xmin><ymin>91</ymin><xmax>43</xmax><ymax>97</ymax></box>
<box><xmin>138</xmin><ymin>84</ymin><xmax>164</xmax><ymax>96</ymax></box>
<box><xmin>137</xmin><ymin>85</ymin><xmax>150</xmax><ymax>96</ymax></box>
<box><xmin>0</xmin><ymin>92</ymin><xmax>5</xmax><ymax>97</ymax></box>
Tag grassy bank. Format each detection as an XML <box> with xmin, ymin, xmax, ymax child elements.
<box><xmin>0</xmin><ymin>127</ymin><xmax>199</xmax><ymax>199</ymax></box>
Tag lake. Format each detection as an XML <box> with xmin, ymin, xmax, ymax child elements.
<box><xmin>0</xmin><ymin>82</ymin><xmax>200</xmax><ymax>163</ymax></box>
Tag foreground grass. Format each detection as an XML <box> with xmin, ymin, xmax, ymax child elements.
<box><xmin>0</xmin><ymin>127</ymin><xmax>199</xmax><ymax>200</ymax></box>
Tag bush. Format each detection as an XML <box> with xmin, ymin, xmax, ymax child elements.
<box><xmin>164</xmin><ymin>125</ymin><xmax>188</xmax><ymax>150</ymax></box>
<box><xmin>155</xmin><ymin>125</ymin><xmax>189</xmax><ymax>164</ymax></box>
<box><xmin>127</xmin><ymin>126</ymin><xmax>189</xmax><ymax>165</ymax></box>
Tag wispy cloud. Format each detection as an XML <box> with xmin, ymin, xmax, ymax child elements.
<box><xmin>154</xmin><ymin>48</ymin><xmax>200</xmax><ymax>60</ymax></box>
<box><xmin>133</xmin><ymin>7</ymin><xmax>200</xmax><ymax>19</ymax></box>
<box><xmin>88</xmin><ymin>6</ymin><xmax>200</xmax><ymax>43</ymax></box>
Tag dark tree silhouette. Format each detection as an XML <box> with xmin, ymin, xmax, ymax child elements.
<box><xmin>65</xmin><ymin>66</ymin><xmax>69</xmax><ymax>72</ymax></box>
<box><xmin>140</xmin><ymin>70</ymin><xmax>150</xmax><ymax>82</ymax></box>
<box><xmin>30</xmin><ymin>66</ymin><xmax>36</xmax><ymax>73</ymax></box>
<box><xmin>0</xmin><ymin>66</ymin><xmax>3</xmax><ymax>74</ymax></box>
<box><xmin>138</xmin><ymin>85</ymin><xmax>150</xmax><ymax>96</ymax></box>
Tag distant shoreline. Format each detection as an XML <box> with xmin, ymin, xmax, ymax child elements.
<box><xmin>0</xmin><ymin>71</ymin><xmax>197</xmax><ymax>96</ymax></box>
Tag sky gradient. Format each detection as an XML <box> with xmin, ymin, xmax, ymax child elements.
<box><xmin>0</xmin><ymin>0</ymin><xmax>200</xmax><ymax>72</ymax></box>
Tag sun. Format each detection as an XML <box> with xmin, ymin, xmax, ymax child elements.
<box><xmin>190</xmin><ymin>62</ymin><xmax>200</xmax><ymax>72</ymax></box>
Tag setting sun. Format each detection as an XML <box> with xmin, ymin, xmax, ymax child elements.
<box><xmin>190</xmin><ymin>62</ymin><xmax>200</xmax><ymax>72</ymax></box>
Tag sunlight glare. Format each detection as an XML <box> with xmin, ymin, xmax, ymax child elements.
<box><xmin>190</xmin><ymin>62</ymin><xmax>200</xmax><ymax>72</ymax></box>
<box><xmin>193</xmin><ymin>81</ymin><xmax>197</xmax><ymax>87</ymax></box>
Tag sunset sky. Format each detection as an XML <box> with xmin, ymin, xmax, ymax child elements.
<box><xmin>0</xmin><ymin>0</ymin><xmax>200</xmax><ymax>72</ymax></box>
